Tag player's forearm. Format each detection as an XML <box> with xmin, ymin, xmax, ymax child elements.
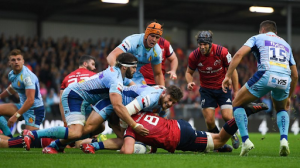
<box><xmin>113</xmin><ymin>104</ymin><xmax>137</xmax><ymax>128</ymax></box>
<box><xmin>16</xmin><ymin>98</ymin><xmax>34</xmax><ymax>115</ymax></box>
<box><xmin>154</xmin><ymin>73</ymin><xmax>165</xmax><ymax>86</ymax></box>
<box><xmin>169</xmin><ymin>57</ymin><xmax>178</xmax><ymax>73</ymax></box>
<box><xmin>231</xmin><ymin>69</ymin><xmax>239</xmax><ymax>92</ymax></box>
<box><xmin>226</xmin><ymin>55</ymin><xmax>242</xmax><ymax>78</ymax></box>
<box><xmin>0</xmin><ymin>85</ymin><xmax>16</xmax><ymax>99</ymax></box>
<box><xmin>106</xmin><ymin>55</ymin><xmax>116</xmax><ymax>67</ymax></box>
<box><xmin>185</xmin><ymin>72</ymin><xmax>194</xmax><ymax>83</ymax></box>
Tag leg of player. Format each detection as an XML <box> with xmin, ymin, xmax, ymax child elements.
<box><xmin>0</xmin><ymin>116</ymin><xmax>12</xmax><ymax>138</ymax></box>
<box><xmin>272</xmin><ymin>98</ymin><xmax>290</xmax><ymax>156</ymax></box>
<box><xmin>232</xmin><ymin>86</ymin><xmax>258</xmax><ymax>156</ymax></box>
<box><xmin>220</xmin><ymin>107</ymin><xmax>240</xmax><ymax>149</ymax></box>
<box><xmin>0</xmin><ymin>104</ymin><xmax>18</xmax><ymax>138</ymax></box>
<box><xmin>202</xmin><ymin>108</ymin><xmax>219</xmax><ymax>133</ymax></box>
<box><xmin>120</xmin><ymin>137</ymin><xmax>135</xmax><ymax>154</ymax></box>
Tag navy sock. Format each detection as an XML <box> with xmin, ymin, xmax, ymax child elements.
<box><xmin>8</xmin><ymin>136</ymin><xmax>24</xmax><ymax>148</ymax></box>
<box><xmin>223</xmin><ymin>118</ymin><xmax>238</xmax><ymax>135</ymax></box>
<box><xmin>208</xmin><ymin>126</ymin><xmax>219</xmax><ymax>133</ymax></box>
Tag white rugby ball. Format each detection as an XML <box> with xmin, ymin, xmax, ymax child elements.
<box><xmin>134</xmin><ymin>142</ymin><xmax>147</xmax><ymax>154</ymax></box>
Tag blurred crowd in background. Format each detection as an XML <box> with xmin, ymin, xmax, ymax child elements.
<box><xmin>0</xmin><ymin>33</ymin><xmax>299</xmax><ymax>119</ymax></box>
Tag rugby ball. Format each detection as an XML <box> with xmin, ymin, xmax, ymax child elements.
<box><xmin>134</xmin><ymin>142</ymin><xmax>147</xmax><ymax>154</ymax></box>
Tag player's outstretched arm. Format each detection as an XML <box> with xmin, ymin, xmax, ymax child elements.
<box><xmin>107</xmin><ymin>47</ymin><xmax>124</xmax><ymax>67</ymax></box>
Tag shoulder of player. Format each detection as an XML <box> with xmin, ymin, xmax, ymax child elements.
<box><xmin>188</xmin><ymin>48</ymin><xmax>200</xmax><ymax>59</ymax></box>
<box><xmin>212</xmin><ymin>43</ymin><xmax>228</xmax><ymax>56</ymax></box>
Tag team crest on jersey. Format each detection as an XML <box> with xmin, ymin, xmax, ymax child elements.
<box><xmin>148</xmin><ymin>56</ymin><xmax>152</xmax><ymax>62</ymax></box>
<box><xmin>142</xmin><ymin>80</ymin><xmax>147</xmax><ymax>85</ymax></box>
<box><xmin>28</xmin><ymin>117</ymin><xmax>34</xmax><ymax>123</ymax></box>
<box><xmin>141</xmin><ymin>95</ymin><xmax>150</xmax><ymax>108</ymax></box>
<box><xmin>17</xmin><ymin>81</ymin><xmax>21</xmax><ymax>87</ymax></box>
<box><xmin>20</xmin><ymin>74</ymin><xmax>23</xmax><ymax>81</ymax></box>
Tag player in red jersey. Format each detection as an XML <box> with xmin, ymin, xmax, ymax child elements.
<box><xmin>120</xmin><ymin>102</ymin><xmax>267</xmax><ymax>154</ymax></box>
<box><xmin>185</xmin><ymin>30</ymin><xmax>240</xmax><ymax>149</ymax></box>
<box><xmin>60</xmin><ymin>55</ymin><xmax>96</xmax><ymax>127</ymax></box>
<box><xmin>140</xmin><ymin>37</ymin><xmax>178</xmax><ymax>85</ymax></box>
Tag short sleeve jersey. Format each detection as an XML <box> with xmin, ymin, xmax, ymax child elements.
<box><xmin>8</xmin><ymin>65</ymin><xmax>44</xmax><ymax>109</ymax></box>
<box><xmin>188</xmin><ymin>44</ymin><xmax>232</xmax><ymax>89</ymax></box>
<box><xmin>69</xmin><ymin>66</ymin><xmax>124</xmax><ymax>105</ymax></box>
<box><xmin>118</xmin><ymin>33</ymin><xmax>162</xmax><ymax>84</ymax></box>
<box><xmin>124</xmin><ymin>112</ymin><xmax>181</xmax><ymax>153</ymax></box>
<box><xmin>60</xmin><ymin>68</ymin><xmax>96</xmax><ymax>90</ymax></box>
<box><xmin>140</xmin><ymin>37</ymin><xmax>174</xmax><ymax>84</ymax></box>
<box><xmin>244</xmin><ymin>32</ymin><xmax>296</xmax><ymax>75</ymax></box>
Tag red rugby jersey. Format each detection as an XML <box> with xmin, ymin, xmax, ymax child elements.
<box><xmin>140</xmin><ymin>38</ymin><xmax>173</xmax><ymax>85</ymax></box>
<box><xmin>188</xmin><ymin>43</ymin><xmax>232</xmax><ymax>90</ymax></box>
<box><xmin>124</xmin><ymin>112</ymin><xmax>180</xmax><ymax>153</ymax></box>
<box><xmin>61</xmin><ymin>68</ymin><xmax>96</xmax><ymax>90</ymax></box>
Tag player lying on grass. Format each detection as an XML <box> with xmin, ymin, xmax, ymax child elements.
<box><xmin>81</xmin><ymin>103</ymin><xmax>268</xmax><ymax>154</ymax></box>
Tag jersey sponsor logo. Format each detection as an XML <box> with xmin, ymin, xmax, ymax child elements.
<box><xmin>141</xmin><ymin>95</ymin><xmax>150</xmax><ymax>108</ymax></box>
<box><xmin>268</xmin><ymin>74</ymin><xmax>288</xmax><ymax>89</ymax></box>
<box><xmin>24</xmin><ymin>77</ymin><xmax>33</xmax><ymax>86</ymax></box>
<box><xmin>214</xmin><ymin>59</ymin><xmax>221</xmax><ymax>66</ymax></box>
<box><xmin>199</xmin><ymin>67</ymin><xmax>222</xmax><ymax>74</ymax></box>
<box><xmin>206</xmin><ymin>67</ymin><xmax>212</xmax><ymax>70</ymax></box>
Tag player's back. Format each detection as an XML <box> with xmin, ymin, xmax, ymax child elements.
<box><xmin>69</xmin><ymin>66</ymin><xmax>123</xmax><ymax>104</ymax></box>
<box><xmin>126</xmin><ymin>112</ymin><xmax>180</xmax><ymax>153</ymax></box>
<box><xmin>246</xmin><ymin>32</ymin><xmax>294</xmax><ymax>75</ymax></box>
<box><xmin>8</xmin><ymin>65</ymin><xmax>43</xmax><ymax>108</ymax></box>
<box><xmin>61</xmin><ymin>68</ymin><xmax>96</xmax><ymax>90</ymax></box>
<box><xmin>122</xmin><ymin>85</ymin><xmax>163</xmax><ymax>112</ymax></box>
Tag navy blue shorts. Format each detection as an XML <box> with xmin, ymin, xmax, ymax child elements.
<box><xmin>176</xmin><ymin>119</ymin><xmax>207</xmax><ymax>152</ymax></box>
<box><xmin>199</xmin><ymin>87</ymin><xmax>232</xmax><ymax>108</ymax></box>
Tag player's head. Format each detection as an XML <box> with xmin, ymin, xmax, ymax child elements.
<box><xmin>9</xmin><ymin>49</ymin><xmax>24</xmax><ymax>72</ymax></box>
<box><xmin>79</xmin><ymin>55</ymin><xmax>96</xmax><ymax>71</ymax></box>
<box><xmin>196</xmin><ymin>30</ymin><xmax>213</xmax><ymax>55</ymax></box>
<box><xmin>116</xmin><ymin>53</ymin><xmax>138</xmax><ymax>79</ymax></box>
<box><xmin>259</xmin><ymin>20</ymin><xmax>277</xmax><ymax>34</ymax></box>
<box><xmin>160</xmin><ymin>85</ymin><xmax>183</xmax><ymax>110</ymax></box>
<box><xmin>144</xmin><ymin>21</ymin><xmax>163</xmax><ymax>48</ymax></box>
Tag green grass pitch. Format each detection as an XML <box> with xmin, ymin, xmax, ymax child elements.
<box><xmin>0</xmin><ymin>133</ymin><xmax>299</xmax><ymax>168</ymax></box>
